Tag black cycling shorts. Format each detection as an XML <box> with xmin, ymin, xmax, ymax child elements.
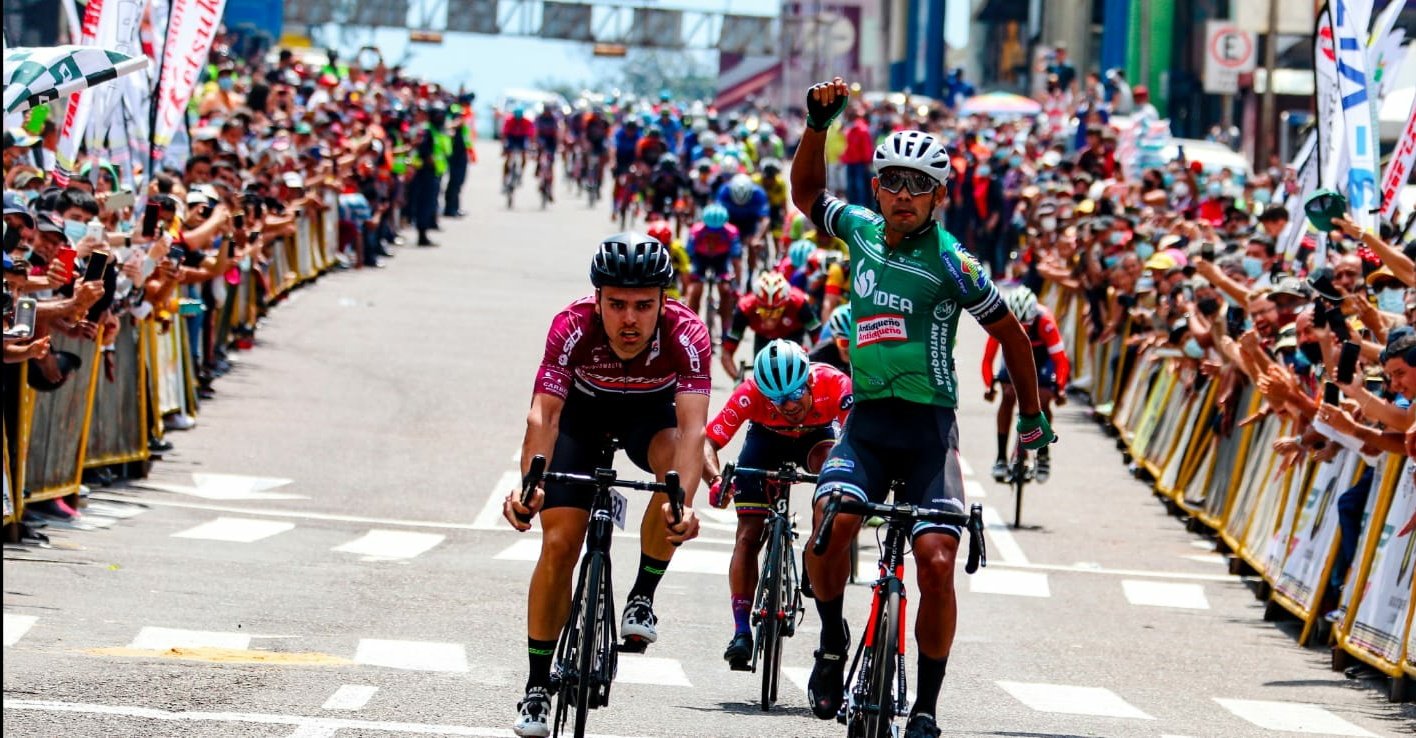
<box><xmin>732</xmin><ymin>423</ymin><xmax>835</xmax><ymax>517</ymax></box>
<box><xmin>996</xmin><ymin>354</ymin><xmax>1057</xmax><ymax>391</ymax></box>
<box><xmin>814</xmin><ymin>398</ymin><xmax>967</xmax><ymax>539</ymax></box>
<box><xmin>543</xmin><ymin>388</ymin><xmax>678</xmax><ymax>512</ymax></box>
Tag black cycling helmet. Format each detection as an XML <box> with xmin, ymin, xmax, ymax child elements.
<box><xmin>590</xmin><ymin>233</ymin><xmax>674</xmax><ymax>288</ymax></box>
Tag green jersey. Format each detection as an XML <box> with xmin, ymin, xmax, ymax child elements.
<box><xmin>818</xmin><ymin>195</ymin><xmax>1006</xmax><ymax>408</ymax></box>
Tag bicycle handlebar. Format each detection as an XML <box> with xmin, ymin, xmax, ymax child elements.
<box><xmin>722</xmin><ymin>463</ymin><xmax>819</xmax><ymax>488</ymax></box>
<box><xmin>810</xmin><ymin>493</ymin><xmax>987</xmax><ymax>574</ymax></box>
<box><xmin>519</xmin><ymin>455</ymin><xmax>685</xmax><ymax>540</ymax></box>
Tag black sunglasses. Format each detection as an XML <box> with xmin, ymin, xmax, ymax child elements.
<box><xmin>877</xmin><ymin>169</ymin><xmax>938</xmax><ymax>197</ymax></box>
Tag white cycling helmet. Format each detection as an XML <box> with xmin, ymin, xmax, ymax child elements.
<box><xmin>1006</xmin><ymin>287</ymin><xmax>1039</xmax><ymax>322</ymax></box>
<box><xmin>753</xmin><ymin>271</ymin><xmax>791</xmax><ymax>308</ymax></box>
<box><xmin>872</xmin><ymin>130</ymin><xmax>951</xmax><ymax>185</ymax></box>
<box><xmin>728</xmin><ymin>173</ymin><xmax>756</xmax><ymax>205</ymax></box>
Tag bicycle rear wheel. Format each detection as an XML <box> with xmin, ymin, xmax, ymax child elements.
<box><xmin>1011</xmin><ymin>440</ymin><xmax>1026</xmax><ymax>529</ymax></box>
<box><xmin>862</xmin><ymin>586</ymin><xmax>900</xmax><ymax>738</ymax></box>
<box><xmin>757</xmin><ymin>522</ymin><xmax>784</xmax><ymax>710</ymax></box>
<box><xmin>572</xmin><ymin>552</ymin><xmax>605</xmax><ymax>738</ymax></box>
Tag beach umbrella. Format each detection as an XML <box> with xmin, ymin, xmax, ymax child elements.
<box><xmin>959</xmin><ymin>91</ymin><xmax>1043</xmax><ymax>117</ymax></box>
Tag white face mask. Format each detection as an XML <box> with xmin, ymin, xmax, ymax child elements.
<box><xmin>1376</xmin><ymin>287</ymin><xmax>1406</xmax><ymax>314</ymax></box>
<box><xmin>1040</xmin><ymin>217</ymin><xmax>1057</xmax><ymax>231</ymax></box>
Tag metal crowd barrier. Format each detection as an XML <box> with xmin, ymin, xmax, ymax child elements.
<box><xmin>1046</xmin><ymin>283</ymin><xmax>1415</xmax><ymax>699</ymax></box>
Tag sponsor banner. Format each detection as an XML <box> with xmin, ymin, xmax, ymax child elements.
<box><xmin>1327</xmin><ymin>0</ymin><xmax>1381</xmax><ymax>234</ymax></box>
<box><xmin>1347</xmin><ymin>459</ymin><xmax>1416</xmax><ymax>664</ymax></box>
<box><xmin>1275</xmin><ymin>450</ymin><xmax>1361</xmax><ymax>613</ymax></box>
<box><xmin>1379</xmin><ymin>92</ymin><xmax>1416</xmax><ymax>221</ymax></box>
<box><xmin>53</xmin><ymin>0</ymin><xmax>107</xmax><ymax>186</ymax></box>
<box><xmin>152</xmin><ymin>0</ymin><xmax>227</xmax><ymax>155</ymax></box>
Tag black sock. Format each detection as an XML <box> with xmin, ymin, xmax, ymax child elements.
<box><xmin>815</xmin><ymin>595</ymin><xmax>846</xmax><ymax>652</ymax></box>
<box><xmin>996</xmin><ymin>433</ymin><xmax>1007</xmax><ymax>461</ymax></box>
<box><xmin>1038</xmin><ymin>445</ymin><xmax>1050</xmax><ymax>460</ymax></box>
<box><xmin>628</xmin><ymin>554</ymin><xmax>672</xmax><ymax>602</ymax></box>
<box><xmin>526</xmin><ymin>637</ymin><xmax>556</xmax><ymax>690</ymax></box>
<box><xmin>911</xmin><ymin>654</ymin><xmax>948</xmax><ymax>717</ymax></box>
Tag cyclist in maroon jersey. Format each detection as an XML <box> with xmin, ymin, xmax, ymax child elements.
<box><xmin>503</xmin><ymin>233</ymin><xmax>708</xmax><ymax>738</ymax></box>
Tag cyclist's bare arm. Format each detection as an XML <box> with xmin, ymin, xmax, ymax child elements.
<box><xmin>982</xmin><ymin>313</ymin><xmax>1042</xmax><ymax>416</ymax></box>
<box><xmin>702</xmin><ymin>438</ymin><xmax>725</xmax><ymax>485</ymax></box>
<box><xmin>672</xmin><ymin>393</ymin><xmax>710</xmax><ymax>506</ymax></box>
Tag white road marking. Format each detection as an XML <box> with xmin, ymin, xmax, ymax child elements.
<box><xmin>493</xmin><ymin>540</ymin><xmax>733</xmax><ymax>575</ymax></box>
<box><xmin>783</xmin><ymin>666</ymin><xmax>811</xmax><ymax>696</ymax></box>
<box><xmin>80</xmin><ymin>500</ymin><xmax>147</xmax><ymax>519</ymax></box>
<box><xmin>616</xmin><ymin>655</ymin><xmax>692</xmax><ymax>687</ymax></box>
<box><xmin>996</xmin><ymin>681</ymin><xmax>1153</xmax><ymax>720</ymax></box>
<box><xmin>133</xmin><ymin>473</ymin><xmax>305</xmax><ymax>501</ymax></box>
<box><xmin>981</xmin><ymin>506</ymin><xmax>1028</xmax><ymax>565</ymax></box>
<box><xmin>333</xmin><ymin>530</ymin><xmax>445</xmax><ymax>560</ymax></box>
<box><xmin>285</xmin><ymin>725</ymin><xmax>338</xmax><ymax>738</ymax></box>
<box><xmin>171</xmin><ymin>517</ymin><xmax>295</xmax><ymax>543</ymax></box>
<box><xmin>1214</xmin><ymin>698</ymin><xmax>1377</xmax><ymax>736</ymax></box>
<box><xmin>1</xmin><ymin>700</ymin><xmax>652</xmax><ymax>738</ymax></box>
<box><xmin>130</xmin><ymin>627</ymin><xmax>251</xmax><ymax>651</ymax></box>
<box><xmin>1182</xmin><ymin>553</ymin><xmax>1227</xmax><ymax>565</ymax></box>
<box><xmin>1121</xmin><ymin>580</ymin><xmax>1210</xmax><ymax>610</ymax></box>
<box><xmin>964</xmin><ymin>479</ymin><xmax>987</xmax><ymax>500</ymax></box>
<box><xmin>984</xmin><ymin>561</ymin><xmax>1236</xmax><ymax>583</ymax></box>
<box><xmin>968</xmin><ymin>569</ymin><xmax>1050</xmax><ymax>598</ymax></box>
<box><xmin>321</xmin><ymin>685</ymin><xmax>378</xmax><ymax>711</ymax></box>
<box><xmin>958</xmin><ymin>457</ymin><xmax>973</xmax><ymax>477</ymax></box>
<box><xmin>471</xmin><ymin>471</ymin><xmax>520</xmax><ymax>530</ymax></box>
<box><xmin>3</xmin><ymin>614</ymin><xmax>38</xmax><ymax>646</ymax></box>
<box><xmin>354</xmin><ymin>639</ymin><xmax>467</xmax><ymax>672</ymax></box>
<box><xmin>1190</xmin><ymin>540</ymin><xmax>1215</xmax><ymax>550</ymax></box>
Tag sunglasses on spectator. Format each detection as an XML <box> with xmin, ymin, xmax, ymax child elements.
<box><xmin>877</xmin><ymin>169</ymin><xmax>938</xmax><ymax>197</ymax></box>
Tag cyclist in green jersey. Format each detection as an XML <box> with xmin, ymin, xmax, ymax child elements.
<box><xmin>790</xmin><ymin>77</ymin><xmax>1057</xmax><ymax>738</ymax></box>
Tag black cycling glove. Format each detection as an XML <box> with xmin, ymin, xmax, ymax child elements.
<box><xmin>805</xmin><ymin>84</ymin><xmax>848</xmax><ymax>132</ymax></box>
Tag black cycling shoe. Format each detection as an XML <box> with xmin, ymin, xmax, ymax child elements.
<box><xmin>807</xmin><ymin>621</ymin><xmax>850</xmax><ymax>720</ymax></box>
<box><xmin>724</xmin><ymin>632</ymin><xmax>753</xmax><ymax>671</ymax></box>
<box><xmin>904</xmin><ymin>713</ymin><xmax>941</xmax><ymax>738</ymax></box>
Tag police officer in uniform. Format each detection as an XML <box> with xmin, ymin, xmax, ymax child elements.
<box><xmin>411</xmin><ymin>102</ymin><xmax>449</xmax><ymax>246</ymax></box>
<box><xmin>444</xmin><ymin>100</ymin><xmax>474</xmax><ymax>218</ymax></box>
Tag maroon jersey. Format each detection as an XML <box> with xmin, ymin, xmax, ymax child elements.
<box><xmin>537</xmin><ymin>296</ymin><xmax>712</xmax><ymax>399</ymax></box>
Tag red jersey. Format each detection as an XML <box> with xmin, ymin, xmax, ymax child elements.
<box><xmin>707</xmin><ymin>363</ymin><xmax>853</xmax><ymax>444</ymax></box>
<box><xmin>723</xmin><ymin>288</ymin><xmax>820</xmax><ymax>350</ymax></box>
<box><xmin>502</xmin><ymin>116</ymin><xmax>535</xmax><ymax>138</ymax></box>
<box><xmin>981</xmin><ymin>306</ymin><xmax>1070</xmax><ymax>388</ymax></box>
<box><xmin>537</xmin><ymin>296</ymin><xmax>712</xmax><ymax>399</ymax></box>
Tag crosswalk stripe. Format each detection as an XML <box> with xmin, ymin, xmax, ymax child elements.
<box><xmin>958</xmin><ymin>457</ymin><xmax>973</xmax><ymax>477</ymax></box>
<box><xmin>130</xmin><ymin>627</ymin><xmax>251</xmax><ymax>651</ymax></box>
<box><xmin>322</xmin><ymin>685</ymin><xmax>379</xmax><ymax>710</ymax></box>
<box><xmin>354</xmin><ymin>639</ymin><xmax>468</xmax><ymax>672</ymax></box>
<box><xmin>996</xmin><ymin>681</ymin><xmax>1153</xmax><ymax>719</ymax></box>
<box><xmin>617</xmin><ymin>655</ymin><xmax>692</xmax><ymax>687</ymax></box>
<box><xmin>980</xmin><ymin>507</ymin><xmax>1028</xmax><ymax>565</ymax></box>
<box><xmin>1121</xmin><ymin>580</ymin><xmax>1210</xmax><ymax>610</ymax></box>
<box><xmin>333</xmin><ymin>530</ymin><xmax>445</xmax><ymax>560</ymax></box>
<box><xmin>964</xmin><ymin>479</ymin><xmax>987</xmax><ymax>499</ymax></box>
<box><xmin>171</xmin><ymin>517</ymin><xmax>295</xmax><ymax>543</ymax></box>
<box><xmin>3</xmin><ymin>614</ymin><xmax>38</xmax><ymax>646</ymax></box>
<box><xmin>494</xmin><ymin>540</ymin><xmax>733</xmax><ymax>575</ymax></box>
<box><xmin>285</xmin><ymin>725</ymin><xmax>338</xmax><ymax>738</ymax></box>
<box><xmin>968</xmin><ymin>569</ymin><xmax>1050</xmax><ymax>598</ymax></box>
<box><xmin>1213</xmin><ymin>698</ymin><xmax>1376</xmax><ymax>736</ymax></box>
<box><xmin>472</xmin><ymin>471</ymin><xmax>520</xmax><ymax>530</ymax></box>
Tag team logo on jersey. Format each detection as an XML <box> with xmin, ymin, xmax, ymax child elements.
<box><xmin>856</xmin><ymin>315</ymin><xmax>907</xmax><ymax>347</ymax></box>
<box><xmin>723</xmin><ymin>407</ymin><xmax>740</xmax><ymax>424</ymax></box>
<box><xmin>823</xmin><ymin>457</ymin><xmax>855</xmax><ymax>473</ymax></box>
<box><xmin>840</xmin><ymin>394</ymin><xmax>854</xmax><ymax>411</ymax></box>
<box><xmin>853</xmin><ymin>268</ymin><xmax>876</xmax><ymax>298</ymax></box>
<box><xmin>958</xmin><ymin>252</ymin><xmax>987</xmax><ymax>289</ymax></box>
<box><xmin>933</xmin><ymin>299</ymin><xmax>958</xmax><ymax>321</ymax></box>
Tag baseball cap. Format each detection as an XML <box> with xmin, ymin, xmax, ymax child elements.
<box><xmin>1303</xmin><ymin>188</ymin><xmax>1347</xmax><ymax>233</ymax></box>
<box><xmin>13</xmin><ymin>170</ymin><xmax>43</xmax><ymax>188</ymax></box>
<box><xmin>1271</xmin><ymin>276</ymin><xmax>1312</xmax><ymax>300</ymax></box>
<box><xmin>2</xmin><ymin>191</ymin><xmax>35</xmax><ymax>227</ymax></box>
<box><xmin>3</xmin><ymin>128</ymin><xmax>39</xmax><ymax>148</ymax></box>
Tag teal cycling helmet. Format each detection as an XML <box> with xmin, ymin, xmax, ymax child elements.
<box><xmin>702</xmin><ymin>203</ymin><xmax>729</xmax><ymax>229</ymax></box>
<box><xmin>788</xmin><ymin>240</ymin><xmax>815</xmax><ymax>269</ymax></box>
<box><xmin>826</xmin><ymin>304</ymin><xmax>853</xmax><ymax>340</ymax></box>
<box><xmin>754</xmin><ymin>339</ymin><xmax>811</xmax><ymax>402</ymax></box>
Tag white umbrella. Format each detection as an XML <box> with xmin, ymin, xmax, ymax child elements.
<box><xmin>4</xmin><ymin>45</ymin><xmax>149</xmax><ymax>115</ymax></box>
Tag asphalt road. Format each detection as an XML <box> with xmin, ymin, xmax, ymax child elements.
<box><xmin>5</xmin><ymin>145</ymin><xmax>1415</xmax><ymax>738</ymax></box>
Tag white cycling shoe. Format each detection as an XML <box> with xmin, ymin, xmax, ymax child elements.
<box><xmin>620</xmin><ymin>595</ymin><xmax>659</xmax><ymax>645</ymax></box>
<box><xmin>513</xmin><ymin>687</ymin><xmax>551</xmax><ymax>737</ymax></box>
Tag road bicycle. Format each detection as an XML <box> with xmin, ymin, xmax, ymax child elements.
<box><xmin>1004</xmin><ymin>426</ymin><xmax>1033</xmax><ymax>529</ymax></box>
<box><xmin>504</xmin><ymin>153</ymin><xmax>524</xmax><ymax>210</ymax></box>
<box><xmin>519</xmin><ymin>453</ymin><xmax>684</xmax><ymax>738</ymax></box>
<box><xmin>537</xmin><ymin>148</ymin><xmax>556</xmax><ymax>210</ymax></box>
<box><xmin>582</xmin><ymin>149</ymin><xmax>604</xmax><ymax>208</ymax></box>
<box><xmin>719</xmin><ymin>463</ymin><xmax>814</xmax><ymax>710</ymax></box>
<box><xmin>812</xmin><ymin>491</ymin><xmax>986</xmax><ymax>738</ymax></box>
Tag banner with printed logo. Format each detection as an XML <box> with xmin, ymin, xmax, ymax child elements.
<box><xmin>1345</xmin><ymin>458</ymin><xmax>1416</xmax><ymax>667</ymax></box>
<box><xmin>1280</xmin><ymin>132</ymin><xmax>1318</xmax><ymax>262</ymax></box>
<box><xmin>151</xmin><ymin>0</ymin><xmax>227</xmax><ymax>156</ymax></box>
<box><xmin>1275</xmin><ymin>449</ymin><xmax>1362</xmax><ymax>615</ymax></box>
<box><xmin>1327</xmin><ymin>0</ymin><xmax>1381</xmax><ymax>235</ymax></box>
<box><xmin>1379</xmin><ymin>92</ymin><xmax>1416</xmax><ymax>221</ymax></box>
<box><xmin>53</xmin><ymin>0</ymin><xmax>107</xmax><ymax>186</ymax></box>
<box><xmin>1264</xmin><ymin>459</ymin><xmax>1314</xmax><ymax>582</ymax></box>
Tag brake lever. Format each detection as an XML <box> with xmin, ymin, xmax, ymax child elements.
<box><xmin>516</xmin><ymin>455</ymin><xmax>547</xmax><ymax>525</ymax></box>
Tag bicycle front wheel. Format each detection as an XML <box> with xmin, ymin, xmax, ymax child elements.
<box><xmin>757</xmin><ymin>523</ymin><xmax>784</xmax><ymax>710</ymax></box>
<box><xmin>573</xmin><ymin>552</ymin><xmax>605</xmax><ymax>738</ymax></box>
<box><xmin>863</xmin><ymin>587</ymin><xmax>900</xmax><ymax>738</ymax></box>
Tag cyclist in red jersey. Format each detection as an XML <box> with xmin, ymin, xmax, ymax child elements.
<box><xmin>503</xmin><ymin>234</ymin><xmax>707</xmax><ymax>738</ymax></box>
<box><xmin>722</xmin><ymin>271</ymin><xmax>820</xmax><ymax>380</ymax></box>
<box><xmin>981</xmin><ymin>287</ymin><xmax>1069</xmax><ymax>483</ymax></box>
<box><xmin>701</xmin><ymin>340</ymin><xmax>853</xmax><ymax>670</ymax></box>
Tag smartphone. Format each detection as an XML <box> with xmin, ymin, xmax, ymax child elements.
<box><xmin>1337</xmin><ymin>341</ymin><xmax>1361</xmax><ymax>384</ymax></box>
<box><xmin>141</xmin><ymin>201</ymin><xmax>160</xmax><ymax>238</ymax></box>
<box><xmin>1327</xmin><ymin>305</ymin><xmax>1351</xmax><ymax>342</ymax></box>
<box><xmin>1323</xmin><ymin>381</ymin><xmax>1341</xmax><ymax>407</ymax></box>
<box><xmin>55</xmin><ymin>246</ymin><xmax>78</xmax><ymax>281</ymax></box>
<box><xmin>82</xmin><ymin>250</ymin><xmax>110</xmax><ymax>282</ymax></box>
<box><xmin>87</xmin><ymin>262</ymin><xmax>118</xmax><ymax>322</ymax></box>
<box><xmin>1200</xmin><ymin>242</ymin><xmax>1216</xmax><ymax>262</ymax></box>
<box><xmin>8</xmin><ymin>297</ymin><xmax>37</xmax><ymax>338</ymax></box>
<box><xmin>234</xmin><ymin>212</ymin><xmax>245</xmax><ymax>230</ymax></box>
<box><xmin>85</xmin><ymin>222</ymin><xmax>105</xmax><ymax>243</ymax></box>
<box><xmin>1364</xmin><ymin>377</ymin><xmax>1385</xmax><ymax>398</ymax></box>
<box><xmin>103</xmin><ymin>190</ymin><xmax>135</xmax><ymax>214</ymax></box>
<box><xmin>139</xmin><ymin>256</ymin><xmax>156</xmax><ymax>280</ymax></box>
<box><xmin>181</xmin><ymin>247</ymin><xmax>206</xmax><ymax>268</ymax></box>
<box><xmin>167</xmin><ymin>245</ymin><xmax>186</xmax><ymax>266</ymax></box>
